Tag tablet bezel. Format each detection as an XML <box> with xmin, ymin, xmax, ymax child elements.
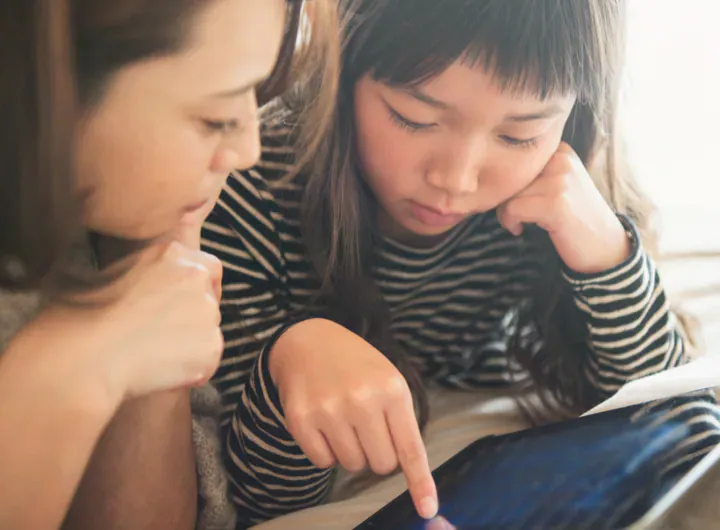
<box><xmin>626</xmin><ymin>443</ymin><xmax>720</xmax><ymax>529</ymax></box>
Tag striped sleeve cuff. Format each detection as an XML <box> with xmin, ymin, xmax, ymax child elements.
<box><xmin>560</xmin><ymin>215</ymin><xmax>685</xmax><ymax>397</ymax></box>
<box><xmin>226</xmin><ymin>318</ymin><xmax>335</xmax><ymax>525</ymax></box>
<box><xmin>232</xmin><ymin>314</ymin><xmax>337</xmax><ymax>444</ymax></box>
<box><xmin>562</xmin><ymin>214</ymin><xmax>642</xmax><ymax>292</ymax></box>
<box><xmin>241</xmin><ymin>318</ymin><xmax>312</xmax><ymax>440</ymax></box>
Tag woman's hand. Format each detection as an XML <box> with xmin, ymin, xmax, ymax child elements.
<box><xmin>97</xmin><ymin>204</ymin><xmax>224</xmax><ymax>399</ymax></box>
<box><xmin>95</xmin><ymin>241</ymin><xmax>224</xmax><ymax>399</ymax></box>
<box><xmin>269</xmin><ymin>318</ymin><xmax>439</xmax><ymax>520</ymax></box>
<box><xmin>24</xmin><ymin>208</ymin><xmax>224</xmax><ymax>407</ymax></box>
<box><xmin>496</xmin><ymin>142</ymin><xmax>631</xmax><ymax>274</ymax></box>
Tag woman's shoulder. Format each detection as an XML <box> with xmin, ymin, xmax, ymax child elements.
<box><xmin>0</xmin><ymin>287</ymin><xmax>42</xmax><ymax>353</ymax></box>
<box><xmin>0</xmin><ymin>242</ymin><xmax>95</xmax><ymax>353</ymax></box>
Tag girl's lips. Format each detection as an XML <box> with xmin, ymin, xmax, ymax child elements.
<box><xmin>409</xmin><ymin>201</ymin><xmax>467</xmax><ymax>228</ymax></box>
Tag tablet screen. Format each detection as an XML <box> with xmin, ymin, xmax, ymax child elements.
<box><xmin>356</xmin><ymin>390</ymin><xmax>720</xmax><ymax>530</ymax></box>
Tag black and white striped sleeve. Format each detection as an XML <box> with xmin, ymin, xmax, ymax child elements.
<box><xmin>201</xmin><ymin>167</ymin><xmax>333</xmax><ymax>528</ymax></box>
<box><xmin>564</xmin><ymin>216</ymin><xmax>685</xmax><ymax>399</ymax></box>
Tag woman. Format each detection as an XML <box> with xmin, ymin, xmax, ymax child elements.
<box><xmin>0</xmin><ymin>1</ymin><xmax>337</xmax><ymax>529</ymax></box>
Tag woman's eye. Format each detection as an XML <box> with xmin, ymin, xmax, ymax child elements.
<box><xmin>500</xmin><ymin>135</ymin><xmax>540</xmax><ymax>149</ymax></box>
<box><xmin>387</xmin><ymin>106</ymin><xmax>437</xmax><ymax>133</ymax></box>
<box><xmin>203</xmin><ymin>119</ymin><xmax>240</xmax><ymax>135</ymax></box>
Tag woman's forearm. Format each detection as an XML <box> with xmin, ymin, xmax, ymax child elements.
<box><xmin>0</xmin><ymin>328</ymin><xmax>118</xmax><ymax>530</ymax></box>
<box><xmin>62</xmin><ymin>389</ymin><xmax>197</xmax><ymax>530</ymax></box>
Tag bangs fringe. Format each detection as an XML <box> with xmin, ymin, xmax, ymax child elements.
<box><xmin>346</xmin><ymin>0</ymin><xmax>622</xmax><ymax>106</ymax></box>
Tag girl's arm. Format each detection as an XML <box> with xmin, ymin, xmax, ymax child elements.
<box><xmin>567</xmin><ymin>243</ymin><xmax>720</xmax><ymax>474</ymax></box>
<box><xmin>0</xmin><ymin>313</ymin><xmax>121</xmax><ymax>530</ymax></box>
<box><xmin>205</xmin><ymin>141</ymin><xmax>437</xmax><ymax>527</ymax></box>
<box><xmin>495</xmin><ymin>143</ymin><xmax>685</xmax><ymax>398</ymax></box>
<box><xmin>201</xmin><ymin>169</ymin><xmax>337</xmax><ymax>528</ymax></box>
<box><xmin>564</xmin><ymin>216</ymin><xmax>686</xmax><ymax>398</ymax></box>
<box><xmin>61</xmin><ymin>390</ymin><xmax>197</xmax><ymax>530</ymax></box>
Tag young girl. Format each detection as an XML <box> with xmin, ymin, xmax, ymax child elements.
<box><xmin>202</xmin><ymin>0</ymin><xmax>720</xmax><ymax>526</ymax></box>
<box><xmin>0</xmin><ymin>1</ymin><xmax>336</xmax><ymax>529</ymax></box>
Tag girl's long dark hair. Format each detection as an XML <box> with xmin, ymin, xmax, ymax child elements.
<box><xmin>299</xmin><ymin>0</ymin><xmax>675</xmax><ymax>426</ymax></box>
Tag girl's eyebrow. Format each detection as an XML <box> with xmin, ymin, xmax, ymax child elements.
<box><xmin>402</xmin><ymin>86</ymin><xmax>565</xmax><ymax>122</ymax></box>
<box><xmin>402</xmin><ymin>86</ymin><xmax>453</xmax><ymax>110</ymax></box>
<box><xmin>503</xmin><ymin>104</ymin><xmax>564</xmax><ymax>123</ymax></box>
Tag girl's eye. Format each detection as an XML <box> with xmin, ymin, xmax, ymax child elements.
<box><xmin>203</xmin><ymin>119</ymin><xmax>240</xmax><ymax>135</ymax></box>
<box><xmin>387</xmin><ymin>106</ymin><xmax>437</xmax><ymax>133</ymax></box>
<box><xmin>500</xmin><ymin>135</ymin><xmax>540</xmax><ymax>149</ymax></box>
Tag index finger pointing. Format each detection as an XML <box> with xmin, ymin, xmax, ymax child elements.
<box><xmin>386</xmin><ymin>396</ymin><xmax>438</xmax><ymax>520</ymax></box>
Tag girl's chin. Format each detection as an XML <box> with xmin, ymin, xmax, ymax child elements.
<box><xmin>384</xmin><ymin>216</ymin><xmax>464</xmax><ymax>245</ymax></box>
<box><xmin>378</xmin><ymin>204</ymin><xmax>467</xmax><ymax>242</ymax></box>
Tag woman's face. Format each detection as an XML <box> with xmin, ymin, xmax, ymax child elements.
<box><xmin>353</xmin><ymin>61</ymin><xmax>576</xmax><ymax>241</ymax></box>
<box><xmin>75</xmin><ymin>0</ymin><xmax>286</xmax><ymax>240</ymax></box>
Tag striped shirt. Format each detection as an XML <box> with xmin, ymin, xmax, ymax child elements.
<box><xmin>201</xmin><ymin>127</ymin><xmax>720</xmax><ymax>528</ymax></box>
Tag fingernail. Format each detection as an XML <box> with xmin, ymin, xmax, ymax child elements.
<box><xmin>438</xmin><ymin>518</ymin><xmax>454</xmax><ymax>530</ymax></box>
<box><xmin>419</xmin><ymin>496</ymin><xmax>438</xmax><ymax>519</ymax></box>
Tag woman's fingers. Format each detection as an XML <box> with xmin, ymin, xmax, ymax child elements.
<box><xmin>190</xmin><ymin>250</ymin><xmax>223</xmax><ymax>302</ymax></box>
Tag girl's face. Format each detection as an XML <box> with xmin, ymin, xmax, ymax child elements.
<box><xmin>353</xmin><ymin>61</ymin><xmax>576</xmax><ymax>241</ymax></box>
<box><xmin>75</xmin><ymin>0</ymin><xmax>286</xmax><ymax>240</ymax></box>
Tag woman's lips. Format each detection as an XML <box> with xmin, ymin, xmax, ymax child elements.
<box><xmin>183</xmin><ymin>199</ymin><xmax>211</xmax><ymax>214</ymax></box>
<box><xmin>409</xmin><ymin>201</ymin><xmax>468</xmax><ymax>228</ymax></box>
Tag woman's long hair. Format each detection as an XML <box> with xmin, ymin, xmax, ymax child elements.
<box><xmin>0</xmin><ymin>0</ymin><xmax>338</xmax><ymax>293</ymax></box>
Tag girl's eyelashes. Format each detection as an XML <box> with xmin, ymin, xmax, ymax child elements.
<box><xmin>203</xmin><ymin>118</ymin><xmax>241</xmax><ymax>135</ymax></box>
<box><xmin>386</xmin><ymin>105</ymin><xmax>437</xmax><ymax>133</ymax></box>
<box><xmin>500</xmin><ymin>135</ymin><xmax>540</xmax><ymax>149</ymax></box>
<box><xmin>384</xmin><ymin>102</ymin><xmax>542</xmax><ymax>149</ymax></box>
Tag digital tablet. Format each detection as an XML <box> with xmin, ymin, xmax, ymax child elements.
<box><xmin>356</xmin><ymin>389</ymin><xmax>720</xmax><ymax>530</ymax></box>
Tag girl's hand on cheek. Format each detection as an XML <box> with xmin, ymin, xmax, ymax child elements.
<box><xmin>496</xmin><ymin>142</ymin><xmax>631</xmax><ymax>274</ymax></box>
<box><xmin>269</xmin><ymin>318</ymin><xmax>439</xmax><ymax>520</ymax></box>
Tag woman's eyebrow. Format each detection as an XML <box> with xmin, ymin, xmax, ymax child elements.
<box><xmin>209</xmin><ymin>74</ymin><xmax>266</xmax><ymax>99</ymax></box>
